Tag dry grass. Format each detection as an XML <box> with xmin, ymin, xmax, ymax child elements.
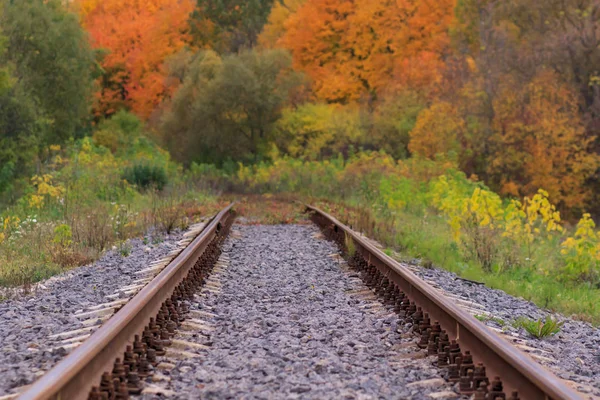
<box><xmin>69</xmin><ymin>204</ymin><xmax>114</xmax><ymax>251</ymax></box>
<box><xmin>228</xmin><ymin>194</ymin><xmax>308</xmax><ymax>225</ymax></box>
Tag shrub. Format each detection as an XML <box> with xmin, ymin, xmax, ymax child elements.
<box><xmin>512</xmin><ymin>316</ymin><xmax>563</xmax><ymax>338</ymax></box>
<box><xmin>560</xmin><ymin>213</ymin><xmax>600</xmax><ymax>284</ymax></box>
<box><xmin>123</xmin><ymin>164</ymin><xmax>168</xmax><ymax>191</ymax></box>
<box><xmin>69</xmin><ymin>205</ymin><xmax>114</xmax><ymax>251</ymax></box>
<box><xmin>92</xmin><ymin>129</ymin><xmax>119</xmax><ymax>153</ymax></box>
<box><xmin>151</xmin><ymin>189</ymin><xmax>187</xmax><ymax>234</ymax></box>
<box><xmin>53</xmin><ymin>224</ymin><xmax>73</xmax><ymax>248</ymax></box>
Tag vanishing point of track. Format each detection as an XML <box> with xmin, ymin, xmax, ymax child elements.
<box><xmin>17</xmin><ymin>203</ymin><xmax>580</xmax><ymax>400</ymax></box>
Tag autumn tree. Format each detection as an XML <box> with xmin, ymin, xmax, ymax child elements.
<box><xmin>191</xmin><ymin>0</ymin><xmax>275</xmax><ymax>53</ymax></box>
<box><xmin>279</xmin><ymin>0</ymin><xmax>358</xmax><ymax>103</ymax></box>
<box><xmin>488</xmin><ymin>71</ymin><xmax>599</xmax><ymax>210</ymax></box>
<box><xmin>76</xmin><ymin>0</ymin><xmax>195</xmax><ymax>119</ymax></box>
<box><xmin>280</xmin><ymin>0</ymin><xmax>455</xmax><ymax>103</ymax></box>
<box><xmin>161</xmin><ymin>49</ymin><xmax>304</xmax><ymax>164</ymax></box>
<box><xmin>409</xmin><ymin>102</ymin><xmax>467</xmax><ymax>163</ymax></box>
<box><xmin>258</xmin><ymin>0</ymin><xmax>306</xmax><ymax>49</ymax></box>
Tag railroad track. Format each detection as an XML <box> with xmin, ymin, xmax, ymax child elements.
<box><xmin>14</xmin><ymin>203</ymin><xmax>579</xmax><ymax>399</ymax></box>
<box><xmin>307</xmin><ymin>205</ymin><xmax>580</xmax><ymax>400</ymax></box>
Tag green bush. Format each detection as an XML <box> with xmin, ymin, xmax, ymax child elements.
<box><xmin>123</xmin><ymin>164</ymin><xmax>168</xmax><ymax>191</ymax></box>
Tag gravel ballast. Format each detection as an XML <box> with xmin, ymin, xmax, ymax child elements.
<box><xmin>408</xmin><ymin>259</ymin><xmax>600</xmax><ymax>397</ymax></box>
<box><xmin>140</xmin><ymin>224</ymin><xmax>456</xmax><ymax>399</ymax></box>
<box><xmin>0</xmin><ymin>231</ymin><xmax>185</xmax><ymax>396</ymax></box>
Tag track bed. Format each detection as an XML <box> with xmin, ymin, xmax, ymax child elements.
<box><xmin>139</xmin><ymin>224</ymin><xmax>454</xmax><ymax>399</ymax></box>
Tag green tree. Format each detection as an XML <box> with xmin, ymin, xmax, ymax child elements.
<box><xmin>369</xmin><ymin>91</ymin><xmax>425</xmax><ymax>159</ymax></box>
<box><xmin>0</xmin><ymin>0</ymin><xmax>96</xmax><ymax>200</ymax></box>
<box><xmin>0</xmin><ymin>3</ymin><xmax>39</xmax><ymax>198</ymax></box>
<box><xmin>191</xmin><ymin>0</ymin><xmax>275</xmax><ymax>53</ymax></box>
<box><xmin>161</xmin><ymin>48</ymin><xmax>303</xmax><ymax>164</ymax></box>
<box><xmin>1</xmin><ymin>0</ymin><xmax>97</xmax><ymax>145</ymax></box>
<box><xmin>0</xmin><ymin>25</ymin><xmax>9</xmax><ymax>96</ymax></box>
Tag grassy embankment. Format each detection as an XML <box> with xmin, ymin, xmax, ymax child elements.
<box><xmin>203</xmin><ymin>153</ymin><xmax>600</xmax><ymax>325</ymax></box>
<box><xmin>4</xmin><ymin>133</ymin><xmax>600</xmax><ymax>326</ymax></box>
<box><xmin>0</xmin><ymin>112</ymin><xmax>223</xmax><ymax>289</ymax></box>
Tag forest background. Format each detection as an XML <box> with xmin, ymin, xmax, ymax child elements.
<box><xmin>3</xmin><ymin>0</ymin><xmax>600</xmax><ymax>323</ymax></box>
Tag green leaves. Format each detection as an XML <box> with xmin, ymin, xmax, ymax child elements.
<box><xmin>2</xmin><ymin>0</ymin><xmax>96</xmax><ymax>144</ymax></box>
<box><xmin>123</xmin><ymin>164</ymin><xmax>168</xmax><ymax>192</ymax></box>
<box><xmin>161</xmin><ymin>48</ymin><xmax>304</xmax><ymax>165</ymax></box>
<box><xmin>0</xmin><ymin>0</ymin><xmax>96</xmax><ymax>200</ymax></box>
<box><xmin>512</xmin><ymin>316</ymin><xmax>564</xmax><ymax>339</ymax></box>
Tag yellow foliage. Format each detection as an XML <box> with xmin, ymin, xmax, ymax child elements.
<box><xmin>1</xmin><ymin>216</ymin><xmax>21</xmax><ymax>242</ymax></box>
<box><xmin>490</xmin><ymin>71</ymin><xmax>599</xmax><ymax>210</ymax></box>
<box><xmin>276</xmin><ymin>103</ymin><xmax>364</xmax><ymax>160</ymax></box>
<box><xmin>409</xmin><ymin>102</ymin><xmax>465</xmax><ymax>161</ymax></box>
<box><xmin>504</xmin><ymin>190</ymin><xmax>563</xmax><ymax>246</ymax></box>
<box><xmin>431</xmin><ymin>175</ymin><xmax>565</xmax><ymax>270</ymax></box>
<box><xmin>29</xmin><ymin>174</ymin><xmax>65</xmax><ymax>209</ymax></box>
<box><xmin>560</xmin><ymin>213</ymin><xmax>600</xmax><ymax>282</ymax></box>
<box><xmin>3</xmin><ymin>216</ymin><xmax>20</xmax><ymax>231</ymax></box>
<box><xmin>28</xmin><ymin>195</ymin><xmax>45</xmax><ymax>210</ymax></box>
<box><xmin>430</xmin><ymin>176</ymin><xmax>503</xmax><ymax>244</ymax></box>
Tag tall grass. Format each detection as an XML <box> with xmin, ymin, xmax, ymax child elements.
<box><xmin>0</xmin><ymin>134</ymin><xmax>220</xmax><ymax>289</ymax></box>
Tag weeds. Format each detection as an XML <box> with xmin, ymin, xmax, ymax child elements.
<box><xmin>151</xmin><ymin>189</ymin><xmax>186</xmax><ymax>234</ymax></box>
<box><xmin>69</xmin><ymin>205</ymin><xmax>114</xmax><ymax>251</ymax></box>
<box><xmin>474</xmin><ymin>314</ymin><xmax>506</xmax><ymax>326</ymax></box>
<box><xmin>0</xmin><ymin>137</ymin><xmax>219</xmax><ymax>289</ymax></box>
<box><xmin>344</xmin><ymin>232</ymin><xmax>356</xmax><ymax>257</ymax></box>
<box><xmin>512</xmin><ymin>316</ymin><xmax>563</xmax><ymax>338</ymax></box>
<box><xmin>119</xmin><ymin>242</ymin><xmax>132</xmax><ymax>257</ymax></box>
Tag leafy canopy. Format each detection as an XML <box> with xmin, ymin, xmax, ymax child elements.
<box><xmin>191</xmin><ymin>0</ymin><xmax>275</xmax><ymax>53</ymax></box>
<box><xmin>0</xmin><ymin>0</ymin><xmax>96</xmax><ymax>200</ymax></box>
<box><xmin>75</xmin><ymin>0</ymin><xmax>195</xmax><ymax>119</ymax></box>
<box><xmin>161</xmin><ymin>49</ymin><xmax>304</xmax><ymax>165</ymax></box>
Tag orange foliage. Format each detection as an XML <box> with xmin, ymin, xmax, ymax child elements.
<box><xmin>279</xmin><ymin>0</ymin><xmax>455</xmax><ymax>103</ymax></box>
<box><xmin>490</xmin><ymin>71</ymin><xmax>599</xmax><ymax>210</ymax></box>
<box><xmin>76</xmin><ymin>0</ymin><xmax>195</xmax><ymax>119</ymax></box>
<box><xmin>258</xmin><ymin>0</ymin><xmax>306</xmax><ymax>49</ymax></box>
<box><xmin>408</xmin><ymin>102</ymin><xmax>465</xmax><ymax>161</ymax></box>
<box><xmin>279</xmin><ymin>0</ymin><xmax>358</xmax><ymax>103</ymax></box>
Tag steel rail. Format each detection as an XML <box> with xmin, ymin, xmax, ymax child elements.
<box><xmin>306</xmin><ymin>204</ymin><xmax>580</xmax><ymax>400</ymax></box>
<box><xmin>19</xmin><ymin>203</ymin><xmax>235</xmax><ymax>400</ymax></box>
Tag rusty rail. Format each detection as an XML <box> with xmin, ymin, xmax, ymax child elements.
<box><xmin>19</xmin><ymin>204</ymin><xmax>235</xmax><ymax>400</ymax></box>
<box><xmin>307</xmin><ymin>204</ymin><xmax>579</xmax><ymax>400</ymax></box>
